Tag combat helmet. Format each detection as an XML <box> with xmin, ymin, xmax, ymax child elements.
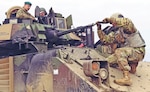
<box><xmin>110</xmin><ymin>13</ymin><xmax>124</xmax><ymax>18</ymax></box>
<box><xmin>40</xmin><ymin>8</ymin><xmax>47</xmax><ymax>15</ymax></box>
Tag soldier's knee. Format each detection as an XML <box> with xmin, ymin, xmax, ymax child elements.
<box><xmin>118</xmin><ymin>58</ymin><xmax>128</xmax><ymax>64</ymax></box>
<box><xmin>106</xmin><ymin>54</ymin><xmax>117</xmax><ymax>64</ymax></box>
<box><xmin>115</xmin><ymin>48</ymin><xmax>128</xmax><ymax>59</ymax></box>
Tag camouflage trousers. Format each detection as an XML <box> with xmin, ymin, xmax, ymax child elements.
<box><xmin>106</xmin><ymin>47</ymin><xmax>145</xmax><ymax>71</ymax></box>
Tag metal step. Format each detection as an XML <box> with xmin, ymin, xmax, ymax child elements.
<box><xmin>0</xmin><ymin>74</ymin><xmax>9</xmax><ymax>80</ymax></box>
<box><xmin>0</xmin><ymin>69</ymin><xmax>9</xmax><ymax>75</ymax></box>
<box><xmin>0</xmin><ymin>85</ymin><xmax>9</xmax><ymax>88</ymax></box>
<box><xmin>0</xmin><ymin>57</ymin><xmax>14</xmax><ymax>92</ymax></box>
<box><xmin>0</xmin><ymin>58</ymin><xmax>9</xmax><ymax>64</ymax></box>
<box><xmin>0</xmin><ymin>80</ymin><xmax>9</xmax><ymax>85</ymax></box>
<box><xmin>0</xmin><ymin>63</ymin><xmax>9</xmax><ymax>69</ymax></box>
<box><xmin>0</xmin><ymin>88</ymin><xmax>9</xmax><ymax>92</ymax></box>
<box><xmin>0</xmin><ymin>85</ymin><xmax>9</xmax><ymax>92</ymax></box>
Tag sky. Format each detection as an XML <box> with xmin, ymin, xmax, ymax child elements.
<box><xmin>1</xmin><ymin>0</ymin><xmax>150</xmax><ymax>61</ymax></box>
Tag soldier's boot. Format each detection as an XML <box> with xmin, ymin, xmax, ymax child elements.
<box><xmin>114</xmin><ymin>71</ymin><xmax>132</xmax><ymax>86</ymax></box>
<box><xmin>129</xmin><ymin>62</ymin><xmax>138</xmax><ymax>74</ymax></box>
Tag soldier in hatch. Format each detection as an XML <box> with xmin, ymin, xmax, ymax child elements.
<box><xmin>16</xmin><ymin>1</ymin><xmax>35</xmax><ymax>20</ymax></box>
<box><xmin>38</xmin><ymin>8</ymin><xmax>48</xmax><ymax>24</ymax></box>
<box><xmin>96</xmin><ymin>13</ymin><xmax>145</xmax><ymax>86</ymax></box>
<box><xmin>39</xmin><ymin>8</ymin><xmax>47</xmax><ymax>17</ymax></box>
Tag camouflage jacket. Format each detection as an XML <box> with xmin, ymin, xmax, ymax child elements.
<box><xmin>16</xmin><ymin>7</ymin><xmax>35</xmax><ymax>19</ymax></box>
<box><xmin>97</xmin><ymin>17</ymin><xmax>137</xmax><ymax>45</ymax></box>
<box><xmin>97</xmin><ymin>17</ymin><xmax>146</xmax><ymax>54</ymax></box>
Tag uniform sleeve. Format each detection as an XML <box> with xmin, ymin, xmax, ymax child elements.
<box><xmin>109</xmin><ymin>18</ymin><xmax>137</xmax><ymax>33</ymax></box>
<box><xmin>16</xmin><ymin>9</ymin><xmax>35</xmax><ymax>19</ymax></box>
<box><xmin>16</xmin><ymin>9</ymin><xmax>23</xmax><ymax>18</ymax></box>
<box><xmin>27</xmin><ymin>13</ymin><xmax>35</xmax><ymax>19</ymax></box>
<box><xmin>97</xmin><ymin>29</ymin><xmax>115</xmax><ymax>44</ymax></box>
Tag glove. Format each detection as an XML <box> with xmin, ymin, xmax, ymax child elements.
<box><xmin>96</xmin><ymin>21</ymin><xmax>101</xmax><ymax>30</ymax></box>
<box><xmin>102</xmin><ymin>18</ymin><xmax>110</xmax><ymax>23</ymax></box>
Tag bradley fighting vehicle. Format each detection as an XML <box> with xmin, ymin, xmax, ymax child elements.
<box><xmin>0</xmin><ymin>6</ymin><xmax>150</xmax><ymax>92</ymax></box>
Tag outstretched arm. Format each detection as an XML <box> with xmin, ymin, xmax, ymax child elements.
<box><xmin>16</xmin><ymin>9</ymin><xmax>35</xmax><ymax>20</ymax></box>
<box><xmin>96</xmin><ymin>23</ymin><xmax>115</xmax><ymax>44</ymax></box>
<box><xmin>103</xmin><ymin>17</ymin><xmax>137</xmax><ymax>33</ymax></box>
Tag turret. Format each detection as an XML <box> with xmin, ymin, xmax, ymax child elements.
<box><xmin>0</xmin><ymin>6</ymin><xmax>95</xmax><ymax>58</ymax></box>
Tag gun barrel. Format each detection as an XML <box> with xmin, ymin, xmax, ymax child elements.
<box><xmin>57</xmin><ymin>24</ymin><xmax>95</xmax><ymax>37</ymax></box>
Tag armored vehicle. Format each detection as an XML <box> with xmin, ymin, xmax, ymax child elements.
<box><xmin>0</xmin><ymin>6</ymin><xmax>150</xmax><ymax>92</ymax></box>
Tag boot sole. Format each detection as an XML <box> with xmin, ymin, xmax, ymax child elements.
<box><xmin>114</xmin><ymin>80</ymin><xmax>132</xmax><ymax>86</ymax></box>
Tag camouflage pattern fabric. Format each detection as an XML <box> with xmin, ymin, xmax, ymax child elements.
<box><xmin>16</xmin><ymin>8</ymin><xmax>35</xmax><ymax>19</ymax></box>
<box><xmin>106</xmin><ymin>47</ymin><xmax>145</xmax><ymax>71</ymax></box>
<box><xmin>106</xmin><ymin>17</ymin><xmax>137</xmax><ymax>34</ymax></box>
<box><xmin>97</xmin><ymin>29</ymin><xmax>115</xmax><ymax>44</ymax></box>
<box><xmin>98</xmin><ymin>17</ymin><xmax>137</xmax><ymax>44</ymax></box>
<box><xmin>97</xmin><ymin>17</ymin><xmax>145</xmax><ymax>71</ymax></box>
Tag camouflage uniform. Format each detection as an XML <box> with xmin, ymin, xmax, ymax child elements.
<box><xmin>16</xmin><ymin>8</ymin><xmax>35</xmax><ymax>19</ymax></box>
<box><xmin>97</xmin><ymin>13</ymin><xmax>145</xmax><ymax>86</ymax></box>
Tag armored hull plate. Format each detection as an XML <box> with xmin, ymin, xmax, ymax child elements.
<box><xmin>109</xmin><ymin>62</ymin><xmax>150</xmax><ymax>92</ymax></box>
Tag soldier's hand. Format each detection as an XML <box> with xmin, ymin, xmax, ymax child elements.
<box><xmin>33</xmin><ymin>19</ymin><xmax>38</xmax><ymax>22</ymax></box>
<box><xmin>96</xmin><ymin>21</ymin><xmax>101</xmax><ymax>30</ymax></box>
<box><xmin>102</xmin><ymin>18</ymin><xmax>109</xmax><ymax>23</ymax></box>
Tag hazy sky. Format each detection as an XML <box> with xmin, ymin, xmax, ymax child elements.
<box><xmin>1</xmin><ymin>0</ymin><xmax>150</xmax><ymax>61</ymax></box>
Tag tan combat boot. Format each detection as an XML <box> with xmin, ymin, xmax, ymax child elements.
<box><xmin>114</xmin><ymin>71</ymin><xmax>132</xmax><ymax>86</ymax></box>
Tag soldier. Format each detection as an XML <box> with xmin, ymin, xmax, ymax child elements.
<box><xmin>39</xmin><ymin>8</ymin><xmax>47</xmax><ymax>17</ymax></box>
<box><xmin>16</xmin><ymin>1</ymin><xmax>35</xmax><ymax>20</ymax></box>
<box><xmin>38</xmin><ymin>8</ymin><xmax>48</xmax><ymax>24</ymax></box>
<box><xmin>96</xmin><ymin>13</ymin><xmax>145</xmax><ymax>86</ymax></box>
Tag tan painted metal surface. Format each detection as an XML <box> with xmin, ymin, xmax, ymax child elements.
<box><xmin>109</xmin><ymin>62</ymin><xmax>150</xmax><ymax>92</ymax></box>
<box><xmin>0</xmin><ymin>24</ymin><xmax>12</xmax><ymax>40</ymax></box>
<box><xmin>0</xmin><ymin>57</ymin><xmax>14</xmax><ymax>92</ymax></box>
